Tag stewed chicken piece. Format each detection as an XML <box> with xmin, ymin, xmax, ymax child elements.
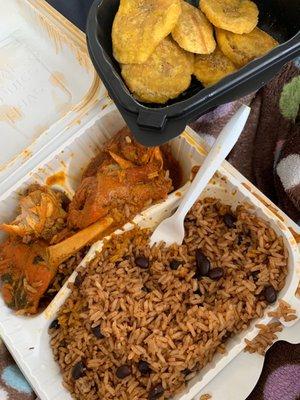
<box><xmin>68</xmin><ymin>128</ymin><xmax>174</xmax><ymax>229</ymax></box>
<box><xmin>0</xmin><ymin>127</ymin><xmax>180</xmax><ymax>314</ymax></box>
<box><xmin>0</xmin><ymin>217</ymin><xmax>113</xmax><ymax>314</ymax></box>
<box><xmin>0</xmin><ymin>185</ymin><xmax>67</xmax><ymax>242</ymax></box>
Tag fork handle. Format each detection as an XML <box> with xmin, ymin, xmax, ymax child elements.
<box><xmin>176</xmin><ymin>105</ymin><xmax>251</xmax><ymax>219</ymax></box>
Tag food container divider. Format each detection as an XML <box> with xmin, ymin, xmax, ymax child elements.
<box><xmin>0</xmin><ymin>103</ymin><xmax>299</xmax><ymax>400</ymax></box>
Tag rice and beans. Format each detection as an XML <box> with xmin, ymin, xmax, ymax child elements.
<box><xmin>50</xmin><ymin>198</ymin><xmax>289</xmax><ymax>399</ymax></box>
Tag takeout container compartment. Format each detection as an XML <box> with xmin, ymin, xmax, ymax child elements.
<box><xmin>0</xmin><ymin>104</ymin><xmax>190</xmax><ymax>241</ymax></box>
<box><xmin>0</xmin><ymin>104</ymin><xmax>299</xmax><ymax>400</ymax></box>
<box><xmin>86</xmin><ymin>0</ymin><xmax>300</xmax><ymax>146</ymax></box>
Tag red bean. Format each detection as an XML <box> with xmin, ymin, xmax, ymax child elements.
<box><xmin>74</xmin><ymin>274</ymin><xmax>83</xmax><ymax>287</ymax></box>
<box><xmin>49</xmin><ymin>319</ymin><xmax>60</xmax><ymax>330</ymax></box>
<box><xmin>264</xmin><ymin>285</ymin><xmax>277</xmax><ymax>304</ymax></box>
<box><xmin>170</xmin><ymin>260</ymin><xmax>182</xmax><ymax>270</ymax></box>
<box><xmin>135</xmin><ymin>256</ymin><xmax>150</xmax><ymax>269</ymax></box>
<box><xmin>138</xmin><ymin>360</ymin><xmax>152</xmax><ymax>375</ymax></box>
<box><xmin>195</xmin><ymin>250</ymin><xmax>210</xmax><ymax>277</ymax></box>
<box><xmin>223</xmin><ymin>213</ymin><xmax>237</xmax><ymax>228</ymax></box>
<box><xmin>149</xmin><ymin>383</ymin><xmax>164</xmax><ymax>399</ymax></box>
<box><xmin>116</xmin><ymin>365</ymin><xmax>131</xmax><ymax>379</ymax></box>
<box><xmin>72</xmin><ymin>361</ymin><xmax>85</xmax><ymax>380</ymax></box>
<box><xmin>91</xmin><ymin>325</ymin><xmax>104</xmax><ymax>339</ymax></box>
<box><xmin>208</xmin><ymin>267</ymin><xmax>224</xmax><ymax>280</ymax></box>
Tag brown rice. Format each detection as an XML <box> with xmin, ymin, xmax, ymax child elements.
<box><xmin>267</xmin><ymin>299</ymin><xmax>297</xmax><ymax>322</ymax></box>
<box><xmin>199</xmin><ymin>394</ymin><xmax>212</xmax><ymax>400</ymax></box>
<box><xmin>244</xmin><ymin>322</ymin><xmax>283</xmax><ymax>355</ymax></box>
<box><xmin>50</xmin><ymin>198</ymin><xmax>288</xmax><ymax>400</ymax></box>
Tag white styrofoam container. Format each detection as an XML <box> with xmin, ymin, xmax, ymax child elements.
<box><xmin>0</xmin><ymin>104</ymin><xmax>299</xmax><ymax>400</ymax></box>
<box><xmin>0</xmin><ymin>2</ymin><xmax>299</xmax><ymax>400</ymax></box>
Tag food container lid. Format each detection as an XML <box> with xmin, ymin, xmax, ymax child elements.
<box><xmin>0</xmin><ymin>0</ymin><xmax>107</xmax><ymax>194</ymax></box>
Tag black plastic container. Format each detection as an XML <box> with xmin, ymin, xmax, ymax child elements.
<box><xmin>87</xmin><ymin>0</ymin><xmax>300</xmax><ymax>146</ymax></box>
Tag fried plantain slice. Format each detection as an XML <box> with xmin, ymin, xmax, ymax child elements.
<box><xmin>172</xmin><ymin>1</ymin><xmax>216</xmax><ymax>54</ymax></box>
<box><xmin>194</xmin><ymin>47</ymin><xmax>237</xmax><ymax>86</ymax></box>
<box><xmin>200</xmin><ymin>0</ymin><xmax>258</xmax><ymax>34</ymax></box>
<box><xmin>216</xmin><ymin>27</ymin><xmax>278</xmax><ymax>67</ymax></box>
<box><xmin>121</xmin><ymin>37</ymin><xmax>194</xmax><ymax>103</ymax></box>
<box><xmin>112</xmin><ymin>0</ymin><xmax>181</xmax><ymax>64</ymax></box>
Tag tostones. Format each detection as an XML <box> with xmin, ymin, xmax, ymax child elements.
<box><xmin>121</xmin><ymin>37</ymin><xmax>194</xmax><ymax>103</ymax></box>
<box><xmin>200</xmin><ymin>0</ymin><xmax>259</xmax><ymax>34</ymax></box>
<box><xmin>172</xmin><ymin>1</ymin><xmax>216</xmax><ymax>54</ymax></box>
<box><xmin>112</xmin><ymin>0</ymin><xmax>181</xmax><ymax>64</ymax></box>
<box><xmin>194</xmin><ymin>47</ymin><xmax>237</xmax><ymax>86</ymax></box>
<box><xmin>216</xmin><ymin>27</ymin><xmax>278</xmax><ymax>67</ymax></box>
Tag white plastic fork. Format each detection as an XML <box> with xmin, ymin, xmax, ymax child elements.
<box><xmin>150</xmin><ymin>105</ymin><xmax>251</xmax><ymax>247</ymax></box>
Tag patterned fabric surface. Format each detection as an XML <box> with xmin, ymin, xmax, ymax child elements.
<box><xmin>0</xmin><ymin>340</ymin><xmax>35</xmax><ymax>399</ymax></box>
<box><xmin>247</xmin><ymin>341</ymin><xmax>300</xmax><ymax>400</ymax></box>
<box><xmin>191</xmin><ymin>59</ymin><xmax>300</xmax><ymax>224</ymax></box>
